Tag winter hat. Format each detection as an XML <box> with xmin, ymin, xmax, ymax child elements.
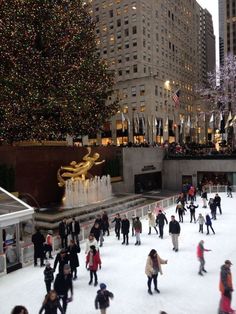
<box><xmin>100</xmin><ymin>283</ymin><xmax>107</xmax><ymax>290</ymax></box>
<box><xmin>225</xmin><ymin>260</ymin><xmax>233</xmax><ymax>266</ymax></box>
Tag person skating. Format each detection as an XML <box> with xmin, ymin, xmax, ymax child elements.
<box><xmin>175</xmin><ymin>202</ymin><xmax>186</xmax><ymax>223</ymax></box>
<box><xmin>39</xmin><ymin>290</ymin><xmax>64</xmax><ymax>314</ymax></box>
<box><xmin>68</xmin><ymin>240</ymin><xmax>80</xmax><ymax>280</ymax></box>
<box><xmin>131</xmin><ymin>214</ymin><xmax>136</xmax><ymax>236</ymax></box>
<box><xmin>85</xmin><ymin>234</ymin><xmax>99</xmax><ymax>254</ymax></box>
<box><xmin>58</xmin><ymin>219</ymin><xmax>69</xmax><ymax>249</ymax></box>
<box><xmin>54</xmin><ymin>264</ymin><xmax>73</xmax><ymax>313</ymax></box>
<box><xmin>156</xmin><ymin>210</ymin><xmax>168</xmax><ymax>239</ymax></box>
<box><xmin>208</xmin><ymin>198</ymin><xmax>217</xmax><ymax>220</ymax></box>
<box><xmin>169</xmin><ymin>215</ymin><xmax>181</xmax><ymax>252</ymax></box>
<box><xmin>32</xmin><ymin>228</ymin><xmax>46</xmax><ymax>267</ymax></box>
<box><xmin>111</xmin><ymin>214</ymin><xmax>121</xmax><ymax>240</ymax></box>
<box><xmin>219</xmin><ymin>290</ymin><xmax>236</xmax><ymax>314</ymax></box>
<box><xmin>145</xmin><ymin>249</ymin><xmax>168</xmax><ymax>295</ymax></box>
<box><xmin>201</xmin><ymin>189</ymin><xmax>208</xmax><ymax>208</ymax></box>
<box><xmin>205</xmin><ymin>214</ymin><xmax>215</xmax><ymax>235</ymax></box>
<box><xmin>43</xmin><ymin>261</ymin><xmax>54</xmax><ymax>293</ymax></box>
<box><xmin>197</xmin><ymin>213</ymin><xmax>205</xmax><ymax>233</ymax></box>
<box><xmin>86</xmin><ymin>245</ymin><xmax>101</xmax><ymax>286</ymax></box>
<box><xmin>90</xmin><ymin>223</ymin><xmax>102</xmax><ymax>244</ymax></box>
<box><xmin>102</xmin><ymin>211</ymin><xmax>110</xmax><ymax>236</ymax></box>
<box><xmin>44</xmin><ymin>230</ymin><xmax>53</xmax><ymax>260</ymax></box>
<box><xmin>53</xmin><ymin>249</ymin><xmax>69</xmax><ymax>274</ymax></box>
<box><xmin>95</xmin><ymin>283</ymin><xmax>114</xmax><ymax>314</ymax></box>
<box><xmin>219</xmin><ymin>260</ymin><xmax>234</xmax><ymax>313</ymax></box>
<box><xmin>121</xmin><ymin>215</ymin><xmax>130</xmax><ymax>245</ymax></box>
<box><xmin>133</xmin><ymin>216</ymin><xmax>142</xmax><ymax>245</ymax></box>
<box><xmin>147</xmin><ymin>209</ymin><xmax>158</xmax><ymax>235</ymax></box>
<box><xmin>187</xmin><ymin>201</ymin><xmax>198</xmax><ymax>223</ymax></box>
<box><xmin>11</xmin><ymin>306</ymin><xmax>28</xmax><ymax>314</ymax></box>
<box><xmin>94</xmin><ymin>215</ymin><xmax>104</xmax><ymax>247</ymax></box>
<box><xmin>214</xmin><ymin>193</ymin><xmax>222</xmax><ymax>215</ymax></box>
<box><xmin>227</xmin><ymin>184</ymin><xmax>233</xmax><ymax>198</ymax></box>
<box><xmin>69</xmin><ymin>217</ymin><xmax>80</xmax><ymax>247</ymax></box>
<box><xmin>196</xmin><ymin>240</ymin><xmax>211</xmax><ymax>276</ymax></box>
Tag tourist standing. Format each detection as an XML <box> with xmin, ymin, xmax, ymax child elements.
<box><xmin>111</xmin><ymin>214</ymin><xmax>121</xmax><ymax>240</ymax></box>
<box><xmin>214</xmin><ymin>193</ymin><xmax>222</xmax><ymax>215</ymax></box>
<box><xmin>90</xmin><ymin>223</ymin><xmax>101</xmax><ymax>244</ymax></box>
<box><xmin>68</xmin><ymin>240</ymin><xmax>80</xmax><ymax>280</ymax></box>
<box><xmin>156</xmin><ymin>210</ymin><xmax>168</xmax><ymax>239</ymax></box>
<box><xmin>121</xmin><ymin>215</ymin><xmax>130</xmax><ymax>245</ymax></box>
<box><xmin>208</xmin><ymin>198</ymin><xmax>217</xmax><ymax>220</ymax></box>
<box><xmin>53</xmin><ymin>249</ymin><xmax>70</xmax><ymax>274</ymax></box>
<box><xmin>196</xmin><ymin>240</ymin><xmax>211</xmax><ymax>276</ymax></box>
<box><xmin>85</xmin><ymin>234</ymin><xmax>99</xmax><ymax>254</ymax></box>
<box><xmin>54</xmin><ymin>264</ymin><xmax>73</xmax><ymax>313</ymax></box>
<box><xmin>169</xmin><ymin>215</ymin><xmax>181</xmax><ymax>252</ymax></box>
<box><xmin>187</xmin><ymin>201</ymin><xmax>198</xmax><ymax>223</ymax></box>
<box><xmin>86</xmin><ymin>245</ymin><xmax>101</xmax><ymax>286</ymax></box>
<box><xmin>147</xmin><ymin>209</ymin><xmax>158</xmax><ymax>235</ymax></box>
<box><xmin>145</xmin><ymin>249</ymin><xmax>168</xmax><ymax>295</ymax></box>
<box><xmin>43</xmin><ymin>261</ymin><xmax>54</xmax><ymax>293</ymax></box>
<box><xmin>205</xmin><ymin>214</ymin><xmax>215</xmax><ymax>235</ymax></box>
<box><xmin>102</xmin><ymin>211</ymin><xmax>110</xmax><ymax>236</ymax></box>
<box><xmin>94</xmin><ymin>215</ymin><xmax>104</xmax><ymax>247</ymax></box>
<box><xmin>133</xmin><ymin>217</ymin><xmax>142</xmax><ymax>245</ymax></box>
<box><xmin>219</xmin><ymin>260</ymin><xmax>234</xmax><ymax>313</ymax></box>
<box><xmin>131</xmin><ymin>214</ymin><xmax>136</xmax><ymax>236</ymax></box>
<box><xmin>69</xmin><ymin>217</ymin><xmax>80</xmax><ymax>247</ymax></box>
<box><xmin>201</xmin><ymin>189</ymin><xmax>208</xmax><ymax>208</ymax></box>
<box><xmin>39</xmin><ymin>290</ymin><xmax>64</xmax><ymax>314</ymax></box>
<box><xmin>59</xmin><ymin>219</ymin><xmax>69</xmax><ymax>249</ymax></box>
<box><xmin>197</xmin><ymin>213</ymin><xmax>205</xmax><ymax>233</ymax></box>
<box><xmin>95</xmin><ymin>283</ymin><xmax>114</xmax><ymax>314</ymax></box>
<box><xmin>175</xmin><ymin>203</ymin><xmax>186</xmax><ymax>223</ymax></box>
<box><xmin>32</xmin><ymin>228</ymin><xmax>45</xmax><ymax>267</ymax></box>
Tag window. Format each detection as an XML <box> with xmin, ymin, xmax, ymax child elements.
<box><xmin>125</xmin><ymin>42</ymin><xmax>129</xmax><ymax>49</ymax></box>
<box><xmin>125</xmin><ymin>54</ymin><xmax>130</xmax><ymax>61</ymax></box>
<box><xmin>132</xmin><ymin>26</ymin><xmax>137</xmax><ymax>34</ymax></box>
<box><xmin>140</xmin><ymin>103</ymin><xmax>146</xmax><ymax>112</ymax></box>
<box><xmin>133</xmin><ymin>54</ymin><xmax>138</xmax><ymax>60</ymax></box>
<box><xmin>131</xmin><ymin>86</ymin><xmax>136</xmax><ymax>96</ymax></box>
<box><xmin>133</xmin><ymin>64</ymin><xmax>138</xmax><ymax>73</ymax></box>
<box><xmin>140</xmin><ymin>85</ymin><xmax>145</xmax><ymax>96</ymax></box>
<box><xmin>118</xmin><ymin>70</ymin><xmax>122</xmax><ymax>76</ymax></box>
<box><xmin>133</xmin><ymin>41</ymin><xmax>137</xmax><ymax>47</ymax></box>
<box><xmin>117</xmin><ymin>19</ymin><xmax>121</xmax><ymax>27</ymax></box>
<box><xmin>124</xmin><ymin>28</ymin><xmax>129</xmax><ymax>36</ymax></box>
<box><xmin>109</xmin><ymin>10</ymin><xmax>113</xmax><ymax>17</ymax></box>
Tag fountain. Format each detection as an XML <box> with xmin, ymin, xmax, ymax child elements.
<box><xmin>57</xmin><ymin>148</ymin><xmax>112</xmax><ymax>208</ymax></box>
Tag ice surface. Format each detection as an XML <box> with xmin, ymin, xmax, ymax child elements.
<box><xmin>0</xmin><ymin>193</ymin><xmax>235</xmax><ymax>314</ymax></box>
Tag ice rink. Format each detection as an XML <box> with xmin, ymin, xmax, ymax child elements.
<box><xmin>0</xmin><ymin>193</ymin><xmax>235</xmax><ymax>314</ymax></box>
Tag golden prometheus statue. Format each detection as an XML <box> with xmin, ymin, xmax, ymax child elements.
<box><xmin>57</xmin><ymin>147</ymin><xmax>105</xmax><ymax>187</ymax></box>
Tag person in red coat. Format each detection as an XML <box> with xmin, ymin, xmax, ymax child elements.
<box><xmin>86</xmin><ymin>245</ymin><xmax>101</xmax><ymax>287</ymax></box>
<box><xmin>197</xmin><ymin>240</ymin><xmax>211</xmax><ymax>276</ymax></box>
<box><xmin>219</xmin><ymin>291</ymin><xmax>236</xmax><ymax>314</ymax></box>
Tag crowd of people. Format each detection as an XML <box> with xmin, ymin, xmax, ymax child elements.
<box><xmin>11</xmin><ymin>186</ymin><xmax>235</xmax><ymax>314</ymax></box>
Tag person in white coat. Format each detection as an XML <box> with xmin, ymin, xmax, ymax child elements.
<box><xmin>147</xmin><ymin>210</ymin><xmax>158</xmax><ymax>235</ymax></box>
<box><xmin>85</xmin><ymin>234</ymin><xmax>99</xmax><ymax>254</ymax></box>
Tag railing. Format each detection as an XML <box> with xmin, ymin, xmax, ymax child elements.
<box><xmin>20</xmin><ymin>244</ymin><xmax>34</xmax><ymax>267</ymax></box>
<box><xmin>0</xmin><ymin>254</ymin><xmax>6</xmax><ymax>276</ymax></box>
<box><xmin>205</xmin><ymin>185</ymin><xmax>236</xmax><ymax>194</ymax></box>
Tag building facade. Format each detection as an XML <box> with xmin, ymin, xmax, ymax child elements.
<box><xmin>85</xmin><ymin>0</ymin><xmax>215</xmax><ymax>145</ymax></box>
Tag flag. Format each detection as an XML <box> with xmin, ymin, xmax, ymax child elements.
<box><xmin>141</xmin><ymin>116</ymin><xmax>146</xmax><ymax>134</ymax></box>
<box><xmin>126</xmin><ymin>116</ymin><xmax>131</xmax><ymax>133</ymax></box>
<box><xmin>158</xmin><ymin>119</ymin><xmax>162</xmax><ymax>135</ymax></box>
<box><xmin>180</xmin><ymin>117</ymin><xmax>184</xmax><ymax>135</ymax></box>
<box><xmin>121</xmin><ymin>112</ymin><xmax>125</xmax><ymax>132</ymax></box>
<box><xmin>225</xmin><ymin>111</ymin><xmax>232</xmax><ymax>129</ymax></box>
<box><xmin>172</xmin><ymin>89</ymin><xmax>180</xmax><ymax>107</ymax></box>
<box><xmin>218</xmin><ymin>112</ymin><xmax>223</xmax><ymax>130</ymax></box>
<box><xmin>209</xmin><ymin>113</ymin><xmax>214</xmax><ymax>129</ymax></box>
<box><xmin>230</xmin><ymin>115</ymin><xmax>236</xmax><ymax>127</ymax></box>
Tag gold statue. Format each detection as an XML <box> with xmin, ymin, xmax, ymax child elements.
<box><xmin>57</xmin><ymin>147</ymin><xmax>105</xmax><ymax>187</ymax></box>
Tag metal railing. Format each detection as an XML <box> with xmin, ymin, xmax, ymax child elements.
<box><xmin>0</xmin><ymin>254</ymin><xmax>6</xmax><ymax>276</ymax></box>
<box><xmin>205</xmin><ymin>185</ymin><xmax>236</xmax><ymax>194</ymax></box>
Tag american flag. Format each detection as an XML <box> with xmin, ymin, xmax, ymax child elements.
<box><xmin>172</xmin><ymin>89</ymin><xmax>180</xmax><ymax>107</ymax></box>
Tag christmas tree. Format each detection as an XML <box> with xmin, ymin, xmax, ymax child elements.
<box><xmin>0</xmin><ymin>0</ymin><xmax>118</xmax><ymax>143</ymax></box>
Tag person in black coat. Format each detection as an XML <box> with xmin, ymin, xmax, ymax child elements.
<box><xmin>187</xmin><ymin>202</ymin><xmax>199</xmax><ymax>223</ymax></box>
<box><xmin>112</xmin><ymin>213</ymin><xmax>121</xmax><ymax>240</ymax></box>
<box><xmin>95</xmin><ymin>283</ymin><xmax>114</xmax><ymax>313</ymax></box>
<box><xmin>121</xmin><ymin>215</ymin><xmax>130</xmax><ymax>245</ymax></box>
<box><xmin>169</xmin><ymin>215</ymin><xmax>181</xmax><ymax>252</ymax></box>
<box><xmin>201</xmin><ymin>190</ymin><xmax>208</xmax><ymax>208</ymax></box>
<box><xmin>102</xmin><ymin>211</ymin><xmax>109</xmax><ymax>236</ymax></box>
<box><xmin>175</xmin><ymin>203</ymin><xmax>187</xmax><ymax>223</ymax></box>
<box><xmin>32</xmin><ymin>228</ymin><xmax>45</xmax><ymax>267</ymax></box>
<box><xmin>59</xmin><ymin>219</ymin><xmax>69</xmax><ymax>249</ymax></box>
<box><xmin>208</xmin><ymin>198</ymin><xmax>217</xmax><ymax>220</ymax></box>
<box><xmin>94</xmin><ymin>215</ymin><xmax>104</xmax><ymax>247</ymax></box>
<box><xmin>156</xmin><ymin>210</ymin><xmax>168</xmax><ymax>239</ymax></box>
<box><xmin>54</xmin><ymin>264</ymin><xmax>73</xmax><ymax>313</ymax></box>
<box><xmin>53</xmin><ymin>249</ymin><xmax>70</xmax><ymax>274</ymax></box>
<box><xmin>214</xmin><ymin>193</ymin><xmax>222</xmax><ymax>214</ymax></box>
<box><xmin>43</xmin><ymin>261</ymin><xmax>54</xmax><ymax>293</ymax></box>
<box><xmin>39</xmin><ymin>290</ymin><xmax>64</xmax><ymax>314</ymax></box>
<box><xmin>69</xmin><ymin>218</ymin><xmax>80</xmax><ymax>247</ymax></box>
<box><xmin>90</xmin><ymin>223</ymin><xmax>101</xmax><ymax>243</ymax></box>
<box><xmin>227</xmin><ymin>184</ymin><xmax>233</xmax><ymax>198</ymax></box>
<box><xmin>68</xmin><ymin>240</ymin><xmax>80</xmax><ymax>280</ymax></box>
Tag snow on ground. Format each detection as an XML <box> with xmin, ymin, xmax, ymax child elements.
<box><xmin>0</xmin><ymin>193</ymin><xmax>236</xmax><ymax>314</ymax></box>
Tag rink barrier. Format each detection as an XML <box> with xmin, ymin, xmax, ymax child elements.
<box><xmin>206</xmin><ymin>185</ymin><xmax>236</xmax><ymax>194</ymax></box>
<box><xmin>0</xmin><ymin>253</ymin><xmax>7</xmax><ymax>276</ymax></box>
